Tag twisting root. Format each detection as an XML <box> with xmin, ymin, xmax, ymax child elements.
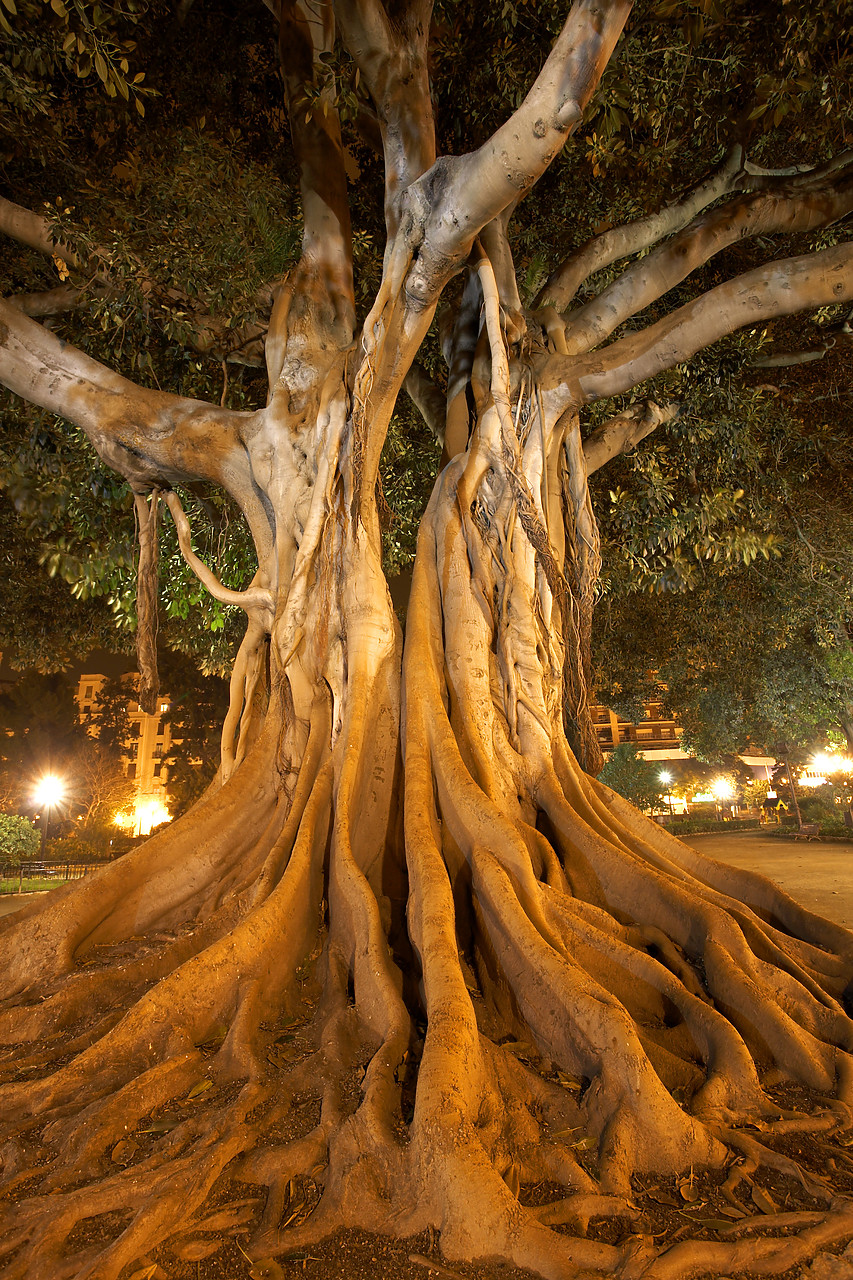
<box><xmin>394</xmin><ymin>319</ymin><xmax>853</xmax><ymax>1277</ymax></box>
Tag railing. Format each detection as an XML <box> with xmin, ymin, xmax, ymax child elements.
<box><xmin>0</xmin><ymin>860</ymin><xmax>103</xmax><ymax>892</ymax></box>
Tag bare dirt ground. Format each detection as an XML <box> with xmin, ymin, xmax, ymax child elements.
<box><xmin>683</xmin><ymin>831</ymin><xmax>853</xmax><ymax>929</ymax></box>
<box><xmin>2</xmin><ymin>833</ymin><xmax>853</xmax><ymax>1280</ymax></box>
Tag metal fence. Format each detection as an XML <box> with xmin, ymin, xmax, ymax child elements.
<box><xmin>0</xmin><ymin>859</ymin><xmax>103</xmax><ymax>889</ymax></box>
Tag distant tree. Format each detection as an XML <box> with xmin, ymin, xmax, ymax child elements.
<box><xmin>598</xmin><ymin>743</ymin><xmax>665</xmax><ymax>814</ymax></box>
<box><xmin>160</xmin><ymin>655</ymin><xmax>229</xmax><ymax>818</ymax></box>
<box><xmin>74</xmin><ymin>739</ymin><xmax>137</xmax><ymax>834</ymax></box>
<box><xmin>88</xmin><ymin>676</ymin><xmax>135</xmax><ymax>755</ymax></box>
<box><xmin>0</xmin><ymin>812</ymin><xmax>39</xmax><ymax>867</ymax></box>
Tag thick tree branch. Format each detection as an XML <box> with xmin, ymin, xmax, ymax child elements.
<box><xmin>6</xmin><ymin>284</ymin><xmax>90</xmax><ymax>317</ymax></box>
<box><xmin>560</xmin><ymin>166</ymin><xmax>853</xmax><ymax>355</ymax></box>
<box><xmin>404</xmin><ymin>0</ymin><xmax>631</xmax><ymax>308</ymax></box>
<box><xmin>268</xmin><ymin>0</ymin><xmax>356</xmax><ymax>379</ymax></box>
<box><xmin>535</xmin><ymin>146</ymin><xmax>745</xmax><ymax>311</ymax></box>
<box><xmin>550</xmin><ymin>242</ymin><xmax>853</xmax><ymax>403</ymax></box>
<box><xmin>0</xmin><ymin>195</ymin><xmax>79</xmax><ymax>268</ymax></box>
<box><xmin>333</xmin><ymin>0</ymin><xmax>435</xmax><ymax>233</ymax></box>
<box><xmin>0</xmin><ymin>297</ymin><xmax>256</xmax><ymax>493</ymax></box>
<box><xmin>582</xmin><ymin>400</ymin><xmax>679</xmax><ymax>474</ymax></box>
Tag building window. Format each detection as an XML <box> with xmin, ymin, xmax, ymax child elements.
<box><xmin>127</xmin><ymin>763</ymin><xmax>136</xmax><ymax>780</ymax></box>
<box><xmin>160</xmin><ymin>702</ymin><xmax>170</xmax><ymax>713</ymax></box>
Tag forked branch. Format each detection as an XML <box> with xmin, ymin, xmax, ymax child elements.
<box><xmin>561</xmin><ymin>166</ymin><xmax>853</xmax><ymax>355</ymax></box>
<box><xmin>535</xmin><ymin>145</ymin><xmax>746</xmax><ymax>311</ymax></box>
<box><xmin>556</xmin><ymin>241</ymin><xmax>853</xmax><ymax>403</ymax></box>
<box><xmin>405</xmin><ymin>0</ymin><xmax>631</xmax><ymax>307</ymax></box>
<box><xmin>0</xmin><ymin>297</ymin><xmax>257</xmax><ymax>493</ymax></box>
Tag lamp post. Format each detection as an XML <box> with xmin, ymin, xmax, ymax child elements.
<box><xmin>712</xmin><ymin>777</ymin><xmax>733</xmax><ymax>822</ymax></box>
<box><xmin>773</xmin><ymin>742</ymin><xmax>803</xmax><ymax>828</ymax></box>
<box><xmin>659</xmin><ymin>770</ymin><xmax>675</xmax><ymax>818</ymax></box>
<box><xmin>32</xmin><ymin>775</ymin><xmax>65</xmax><ymax>857</ymax></box>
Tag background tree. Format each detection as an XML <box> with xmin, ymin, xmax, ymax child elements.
<box><xmin>159</xmin><ymin>653</ymin><xmax>230</xmax><ymax>817</ymax></box>
<box><xmin>1</xmin><ymin>3</ymin><xmax>853</xmax><ymax>1279</ymax></box>
<box><xmin>598</xmin><ymin>742</ymin><xmax>666</xmax><ymax>813</ymax></box>
<box><xmin>0</xmin><ymin>812</ymin><xmax>38</xmax><ymax>869</ymax></box>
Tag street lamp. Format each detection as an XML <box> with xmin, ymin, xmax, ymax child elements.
<box><xmin>32</xmin><ymin>774</ymin><xmax>65</xmax><ymax>856</ymax></box>
<box><xmin>659</xmin><ymin>770</ymin><xmax>675</xmax><ymax>817</ymax></box>
<box><xmin>711</xmin><ymin>777</ymin><xmax>733</xmax><ymax>822</ymax></box>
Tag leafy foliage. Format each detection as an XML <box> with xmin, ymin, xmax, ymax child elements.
<box><xmin>0</xmin><ymin>811</ymin><xmax>38</xmax><ymax>864</ymax></box>
<box><xmin>599</xmin><ymin>742</ymin><xmax>667</xmax><ymax>812</ymax></box>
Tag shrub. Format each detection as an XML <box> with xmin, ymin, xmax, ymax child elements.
<box><xmin>0</xmin><ymin>813</ymin><xmax>39</xmax><ymax>868</ymax></box>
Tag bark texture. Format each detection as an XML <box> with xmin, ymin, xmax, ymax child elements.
<box><xmin>2</xmin><ymin>4</ymin><xmax>853</xmax><ymax>1279</ymax></box>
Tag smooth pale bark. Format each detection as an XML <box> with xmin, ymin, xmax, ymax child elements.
<box><xmin>558</xmin><ymin>242</ymin><xmax>853</xmax><ymax>403</ymax></box>
<box><xmin>535</xmin><ymin>146</ymin><xmax>746</xmax><ymax>311</ymax></box>
<box><xmin>583</xmin><ymin>400</ymin><xmax>678</xmax><ymax>475</ymax></box>
<box><xmin>561</xmin><ymin>169</ymin><xmax>853</xmax><ymax>355</ymax></box>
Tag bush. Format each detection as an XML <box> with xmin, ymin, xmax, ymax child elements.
<box><xmin>668</xmin><ymin>818</ymin><xmax>762</xmax><ymax>836</ymax></box>
<box><xmin>46</xmin><ymin>833</ymin><xmax>113</xmax><ymax>863</ymax></box>
<box><xmin>600</xmin><ymin>743</ymin><xmax>666</xmax><ymax>813</ymax></box>
<box><xmin>767</xmin><ymin>820</ymin><xmax>853</xmax><ymax>841</ymax></box>
<box><xmin>0</xmin><ymin>813</ymin><xmax>39</xmax><ymax>867</ymax></box>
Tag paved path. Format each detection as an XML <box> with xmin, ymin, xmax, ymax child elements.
<box><xmin>0</xmin><ymin>891</ymin><xmax>48</xmax><ymax>918</ymax></box>
<box><xmin>684</xmin><ymin>830</ymin><xmax>853</xmax><ymax>928</ymax></box>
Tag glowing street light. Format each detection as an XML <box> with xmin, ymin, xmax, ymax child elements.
<box><xmin>711</xmin><ymin>777</ymin><xmax>733</xmax><ymax>821</ymax></box>
<box><xmin>32</xmin><ymin>774</ymin><xmax>65</xmax><ymax>855</ymax></box>
<box><xmin>659</xmin><ymin>770</ymin><xmax>675</xmax><ymax>817</ymax></box>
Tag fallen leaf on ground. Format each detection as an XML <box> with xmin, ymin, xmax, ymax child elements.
<box><xmin>751</xmin><ymin>1185</ymin><xmax>779</xmax><ymax>1214</ymax></box>
<box><xmin>249</xmin><ymin>1260</ymin><xmax>285</xmax><ymax>1279</ymax></box>
<box><xmin>185</xmin><ymin>1078</ymin><xmax>213</xmax><ymax>1099</ymax></box>
<box><xmin>111</xmin><ymin>1138</ymin><xmax>139</xmax><ymax>1165</ymax></box>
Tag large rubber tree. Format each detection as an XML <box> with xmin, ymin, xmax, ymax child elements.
<box><xmin>2</xmin><ymin>2</ymin><xmax>853</xmax><ymax>1277</ymax></box>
